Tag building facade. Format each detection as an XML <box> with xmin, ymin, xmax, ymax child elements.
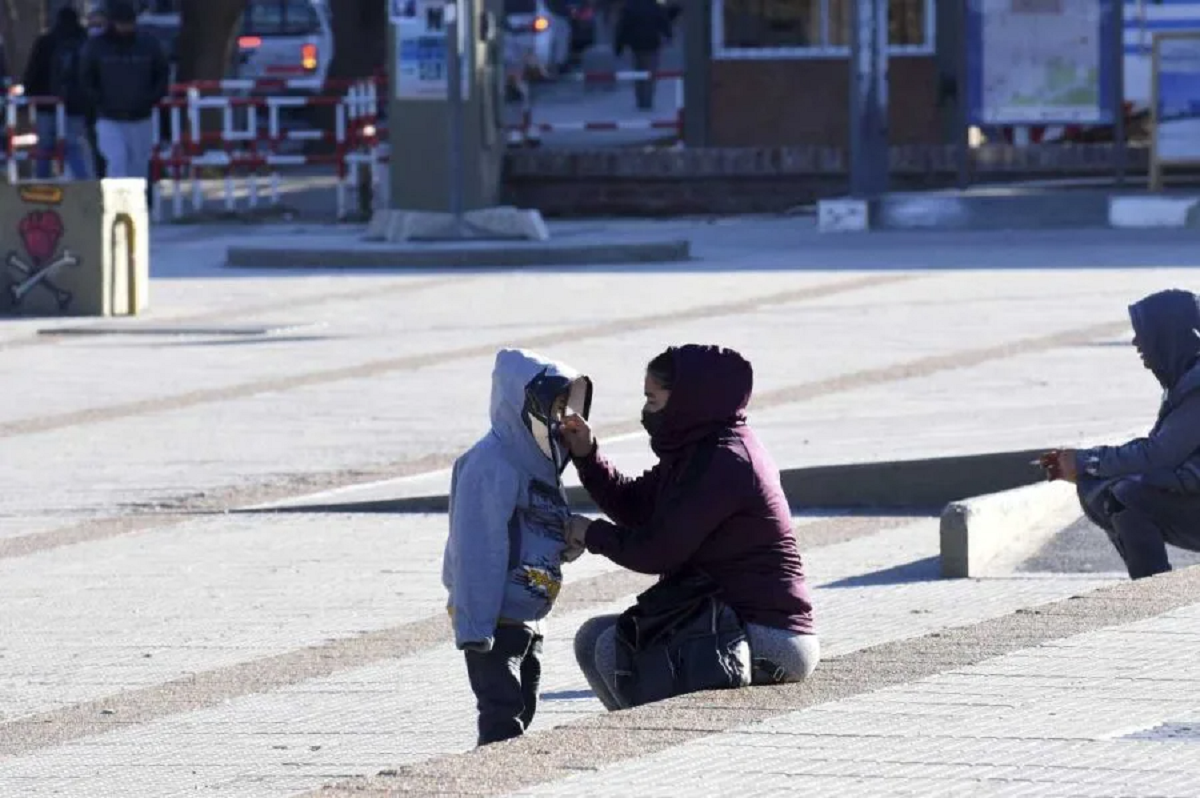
<box><xmin>703</xmin><ymin>0</ymin><xmax>949</xmax><ymax>147</ymax></box>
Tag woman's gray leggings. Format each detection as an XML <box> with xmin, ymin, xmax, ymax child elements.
<box><xmin>573</xmin><ymin>613</ymin><xmax>821</xmax><ymax>711</ymax></box>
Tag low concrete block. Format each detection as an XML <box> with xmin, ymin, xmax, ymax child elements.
<box><xmin>1109</xmin><ymin>195</ymin><xmax>1200</xmax><ymax>228</ymax></box>
<box><xmin>0</xmin><ymin>180</ymin><xmax>149</xmax><ymax>317</ymax></box>
<box><xmin>940</xmin><ymin>480</ymin><xmax>1083</xmax><ymax>578</ymax></box>
<box><xmin>225</xmin><ymin>238</ymin><xmax>690</xmax><ymax>269</ymax></box>
<box><xmin>365</xmin><ymin>207</ymin><xmax>549</xmax><ymax>242</ymax></box>
<box><xmin>817</xmin><ymin>198</ymin><xmax>869</xmax><ymax>232</ymax></box>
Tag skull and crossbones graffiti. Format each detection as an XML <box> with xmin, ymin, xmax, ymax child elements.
<box><xmin>6</xmin><ymin>210</ymin><xmax>78</xmax><ymax>310</ymax></box>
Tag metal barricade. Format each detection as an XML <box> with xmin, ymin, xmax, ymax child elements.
<box><xmin>1</xmin><ymin>78</ymin><xmax>385</xmax><ymax>223</ymax></box>
<box><xmin>511</xmin><ymin>69</ymin><xmax>684</xmax><ymax>145</ymax></box>
<box><xmin>151</xmin><ymin>77</ymin><xmax>383</xmax><ymax>221</ymax></box>
<box><xmin>5</xmin><ymin>91</ymin><xmax>68</xmax><ymax>184</ymax></box>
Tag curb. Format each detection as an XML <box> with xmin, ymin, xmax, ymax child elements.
<box><xmin>241</xmin><ymin>447</ymin><xmax>1050</xmax><ymax>515</ymax></box>
<box><xmin>818</xmin><ymin>193</ymin><xmax>1200</xmax><ymax>232</ymax></box>
<box><xmin>1109</xmin><ymin>195</ymin><xmax>1200</xmax><ymax>229</ymax></box>
<box><xmin>939</xmin><ymin>480</ymin><xmax>1083</xmax><ymax>578</ymax></box>
<box><xmin>224</xmin><ymin>239</ymin><xmax>692</xmax><ymax>269</ymax></box>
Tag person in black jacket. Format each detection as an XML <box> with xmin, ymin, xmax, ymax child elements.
<box><xmin>23</xmin><ymin>7</ymin><xmax>93</xmax><ymax>179</ymax></box>
<box><xmin>80</xmin><ymin>0</ymin><xmax>168</xmax><ymax>180</ymax></box>
<box><xmin>614</xmin><ymin>0</ymin><xmax>672</xmax><ymax>110</ymax></box>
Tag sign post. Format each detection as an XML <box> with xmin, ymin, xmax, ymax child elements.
<box><xmin>445</xmin><ymin>0</ymin><xmax>467</xmax><ymax>232</ymax></box>
<box><xmin>848</xmin><ymin>0</ymin><xmax>889</xmax><ymax>199</ymax></box>
<box><xmin>1150</xmin><ymin>33</ymin><xmax>1200</xmax><ymax>191</ymax></box>
<box><xmin>376</xmin><ymin>0</ymin><xmax>547</xmax><ymax>242</ymax></box>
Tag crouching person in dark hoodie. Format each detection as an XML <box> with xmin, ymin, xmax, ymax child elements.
<box><xmin>1041</xmin><ymin>289</ymin><xmax>1200</xmax><ymax>580</ymax></box>
<box><xmin>561</xmin><ymin>345</ymin><xmax>818</xmax><ymax>710</ymax></box>
<box><xmin>444</xmin><ymin>349</ymin><xmax>594</xmax><ymax>745</ymax></box>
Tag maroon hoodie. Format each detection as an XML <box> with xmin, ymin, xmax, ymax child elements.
<box><xmin>575</xmin><ymin>345</ymin><xmax>814</xmax><ymax>634</ymax></box>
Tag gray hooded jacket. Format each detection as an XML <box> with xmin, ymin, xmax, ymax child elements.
<box><xmin>443</xmin><ymin>349</ymin><xmax>592</xmax><ymax>652</ymax></box>
<box><xmin>1079</xmin><ymin>289</ymin><xmax>1200</xmax><ymax>493</ymax></box>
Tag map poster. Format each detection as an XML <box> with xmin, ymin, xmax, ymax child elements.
<box><xmin>393</xmin><ymin>0</ymin><xmax>470</xmax><ymax>101</ymax></box>
<box><xmin>1153</xmin><ymin>34</ymin><xmax>1200</xmax><ymax>163</ymax></box>
<box><xmin>965</xmin><ymin>0</ymin><xmax>1119</xmax><ymax>125</ymax></box>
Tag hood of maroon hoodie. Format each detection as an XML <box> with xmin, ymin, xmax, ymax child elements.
<box><xmin>649</xmin><ymin>345</ymin><xmax>752</xmax><ymax>457</ymax></box>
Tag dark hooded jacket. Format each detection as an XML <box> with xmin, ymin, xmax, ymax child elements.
<box><xmin>23</xmin><ymin>8</ymin><xmax>89</xmax><ymax>115</ymax></box>
<box><xmin>574</xmin><ymin>345</ymin><xmax>814</xmax><ymax>634</ymax></box>
<box><xmin>614</xmin><ymin>0</ymin><xmax>673</xmax><ymax>56</ymax></box>
<box><xmin>79</xmin><ymin>22</ymin><xmax>170</xmax><ymax>122</ymax></box>
<box><xmin>1080</xmin><ymin>289</ymin><xmax>1200</xmax><ymax>493</ymax></box>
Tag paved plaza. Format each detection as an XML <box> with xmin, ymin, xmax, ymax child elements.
<box><xmin>4</xmin><ymin>219</ymin><xmax>1200</xmax><ymax>795</ymax></box>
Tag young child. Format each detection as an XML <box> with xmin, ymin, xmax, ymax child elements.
<box><xmin>443</xmin><ymin>348</ymin><xmax>593</xmax><ymax>746</ymax></box>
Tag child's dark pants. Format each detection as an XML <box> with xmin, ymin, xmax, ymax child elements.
<box><xmin>464</xmin><ymin>625</ymin><xmax>543</xmax><ymax>746</ymax></box>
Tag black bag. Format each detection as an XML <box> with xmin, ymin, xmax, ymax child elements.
<box><xmin>612</xmin><ymin>570</ymin><xmax>751</xmax><ymax>709</ymax></box>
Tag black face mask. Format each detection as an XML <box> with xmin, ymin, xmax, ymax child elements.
<box><xmin>641</xmin><ymin>408</ymin><xmax>664</xmax><ymax>438</ymax></box>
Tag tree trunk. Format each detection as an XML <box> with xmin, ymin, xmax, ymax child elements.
<box><xmin>327</xmin><ymin>0</ymin><xmax>387</xmax><ymax>84</ymax></box>
<box><xmin>311</xmin><ymin>0</ymin><xmax>386</xmax><ymax>136</ymax></box>
<box><xmin>0</xmin><ymin>0</ymin><xmax>47</xmax><ymax>82</ymax></box>
<box><xmin>175</xmin><ymin>0</ymin><xmax>244</xmax><ymax>149</ymax></box>
<box><xmin>175</xmin><ymin>0</ymin><xmax>243</xmax><ymax>83</ymax></box>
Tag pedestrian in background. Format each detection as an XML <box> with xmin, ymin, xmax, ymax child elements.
<box><xmin>23</xmin><ymin>7</ymin><xmax>94</xmax><ymax>179</ymax></box>
<box><xmin>80</xmin><ymin>0</ymin><xmax>168</xmax><ymax>180</ymax></box>
<box><xmin>85</xmin><ymin>3</ymin><xmax>108</xmax><ymax>178</ymax></box>
<box><xmin>613</xmin><ymin>0</ymin><xmax>672</xmax><ymax>111</ymax></box>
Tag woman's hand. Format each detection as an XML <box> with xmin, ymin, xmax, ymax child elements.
<box><xmin>560</xmin><ymin>414</ymin><xmax>595</xmax><ymax>458</ymax></box>
<box><xmin>568</xmin><ymin>515</ymin><xmax>592</xmax><ymax>547</ymax></box>
<box><xmin>562</xmin><ymin>515</ymin><xmax>592</xmax><ymax>563</ymax></box>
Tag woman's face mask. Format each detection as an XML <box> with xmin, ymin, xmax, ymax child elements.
<box><xmin>641</xmin><ymin>372</ymin><xmax>671</xmax><ymax>437</ymax></box>
<box><xmin>641</xmin><ymin>407</ymin><xmax>664</xmax><ymax>437</ymax></box>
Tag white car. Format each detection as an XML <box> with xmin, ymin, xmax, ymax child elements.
<box><xmin>233</xmin><ymin>0</ymin><xmax>334</xmax><ymax>89</ymax></box>
<box><xmin>504</xmin><ymin>0</ymin><xmax>571</xmax><ymax>79</ymax></box>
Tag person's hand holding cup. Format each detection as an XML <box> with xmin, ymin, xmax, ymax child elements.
<box><xmin>1036</xmin><ymin>449</ymin><xmax>1079</xmax><ymax>483</ymax></box>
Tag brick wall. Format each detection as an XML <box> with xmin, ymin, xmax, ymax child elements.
<box><xmin>708</xmin><ymin>56</ymin><xmax>944</xmax><ymax>147</ymax></box>
<box><xmin>501</xmin><ymin>145</ymin><xmax>1148</xmax><ymax>217</ymax></box>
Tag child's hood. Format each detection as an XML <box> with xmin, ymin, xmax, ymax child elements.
<box><xmin>489</xmin><ymin>348</ymin><xmax>592</xmax><ymax>479</ymax></box>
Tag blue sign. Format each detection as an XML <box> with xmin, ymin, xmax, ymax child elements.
<box><xmin>393</xmin><ymin>9</ymin><xmax>468</xmax><ymax>101</ymax></box>
<box><xmin>966</xmin><ymin>0</ymin><xmax>1120</xmax><ymax>125</ymax></box>
<box><xmin>1154</xmin><ymin>35</ymin><xmax>1200</xmax><ymax>162</ymax></box>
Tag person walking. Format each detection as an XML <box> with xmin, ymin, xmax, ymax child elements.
<box><xmin>22</xmin><ymin>7</ymin><xmax>93</xmax><ymax>179</ymax></box>
<box><xmin>80</xmin><ymin>0</ymin><xmax>169</xmax><ymax>180</ymax></box>
<box><xmin>613</xmin><ymin>0</ymin><xmax>672</xmax><ymax>110</ymax></box>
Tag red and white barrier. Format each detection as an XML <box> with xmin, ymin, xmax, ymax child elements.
<box><xmin>4</xmin><ymin>90</ymin><xmax>67</xmax><ymax>183</ymax></box>
<box><xmin>2</xmin><ymin>78</ymin><xmax>384</xmax><ymax>221</ymax></box>
<box><xmin>511</xmin><ymin>69</ymin><xmax>684</xmax><ymax>143</ymax></box>
<box><xmin>149</xmin><ymin>78</ymin><xmax>381</xmax><ymax>221</ymax></box>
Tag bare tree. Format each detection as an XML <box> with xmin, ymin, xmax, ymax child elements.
<box><xmin>0</xmin><ymin>0</ymin><xmax>48</xmax><ymax>81</ymax></box>
<box><xmin>175</xmin><ymin>0</ymin><xmax>242</xmax><ymax>83</ymax></box>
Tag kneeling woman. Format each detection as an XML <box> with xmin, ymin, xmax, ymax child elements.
<box><xmin>561</xmin><ymin>345</ymin><xmax>818</xmax><ymax>709</ymax></box>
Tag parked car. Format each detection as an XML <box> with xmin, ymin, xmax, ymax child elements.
<box><xmin>504</xmin><ymin>0</ymin><xmax>571</xmax><ymax>79</ymax></box>
<box><xmin>140</xmin><ymin>0</ymin><xmax>334</xmax><ymax>92</ymax></box>
<box><xmin>234</xmin><ymin>0</ymin><xmax>334</xmax><ymax>87</ymax></box>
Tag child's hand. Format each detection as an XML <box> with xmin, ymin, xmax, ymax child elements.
<box><xmin>560</xmin><ymin>415</ymin><xmax>595</xmax><ymax>458</ymax></box>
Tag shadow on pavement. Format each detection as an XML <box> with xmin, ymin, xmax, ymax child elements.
<box><xmin>820</xmin><ymin>556</ymin><xmax>942</xmax><ymax>588</ymax></box>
